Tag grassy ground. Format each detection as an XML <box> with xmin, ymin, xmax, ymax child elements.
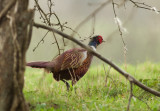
<box><xmin>24</xmin><ymin>62</ymin><xmax>160</xmax><ymax>111</ymax></box>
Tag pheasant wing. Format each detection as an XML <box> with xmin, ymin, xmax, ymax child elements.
<box><xmin>60</xmin><ymin>49</ymin><xmax>87</xmax><ymax>70</ymax></box>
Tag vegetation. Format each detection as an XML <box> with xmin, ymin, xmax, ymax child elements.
<box><xmin>24</xmin><ymin>62</ymin><xmax>160</xmax><ymax>111</ymax></box>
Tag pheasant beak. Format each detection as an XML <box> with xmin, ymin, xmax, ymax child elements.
<box><xmin>102</xmin><ymin>40</ymin><xmax>106</xmax><ymax>42</ymax></box>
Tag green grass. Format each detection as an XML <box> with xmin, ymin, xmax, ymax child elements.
<box><xmin>24</xmin><ymin>62</ymin><xmax>160</xmax><ymax>111</ymax></box>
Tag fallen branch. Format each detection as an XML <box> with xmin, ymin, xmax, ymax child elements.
<box><xmin>33</xmin><ymin>22</ymin><xmax>160</xmax><ymax>97</ymax></box>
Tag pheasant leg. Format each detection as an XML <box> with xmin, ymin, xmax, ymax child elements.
<box><xmin>62</xmin><ymin>80</ymin><xmax>70</xmax><ymax>91</ymax></box>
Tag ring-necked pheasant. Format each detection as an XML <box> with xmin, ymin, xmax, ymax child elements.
<box><xmin>27</xmin><ymin>35</ymin><xmax>104</xmax><ymax>90</ymax></box>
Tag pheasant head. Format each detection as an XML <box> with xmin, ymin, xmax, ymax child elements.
<box><xmin>88</xmin><ymin>35</ymin><xmax>104</xmax><ymax>49</ymax></box>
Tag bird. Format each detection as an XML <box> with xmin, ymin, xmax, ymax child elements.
<box><xmin>27</xmin><ymin>35</ymin><xmax>104</xmax><ymax>90</ymax></box>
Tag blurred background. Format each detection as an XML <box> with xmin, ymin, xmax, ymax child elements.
<box><xmin>27</xmin><ymin>0</ymin><xmax>160</xmax><ymax>64</ymax></box>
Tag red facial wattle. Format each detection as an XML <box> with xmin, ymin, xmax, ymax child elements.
<box><xmin>97</xmin><ymin>35</ymin><xmax>103</xmax><ymax>44</ymax></box>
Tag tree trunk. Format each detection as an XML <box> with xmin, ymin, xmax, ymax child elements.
<box><xmin>0</xmin><ymin>0</ymin><xmax>33</xmax><ymax>111</ymax></box>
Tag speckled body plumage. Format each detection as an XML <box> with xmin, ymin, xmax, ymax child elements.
<box><xmin>51</xmin><ymin>48</ymin><xmax>93</xmax><ymax>82</ymax></box>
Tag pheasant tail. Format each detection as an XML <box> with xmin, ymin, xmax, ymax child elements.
<box><xmin>27</xmin><ymin>62</ymin><xmax>49</xmax><ymax>68</ymax></box>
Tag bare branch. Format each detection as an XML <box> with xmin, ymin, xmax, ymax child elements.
<box><xmin>33</xmin><ymin>22</ymin><xmax>160</xmax><ymax>97</ymax></box>
<box><xmin>129</xmin><ymin>0</ymin><xmax>160</xmax><ymax>13</ymax></box>
<box><xmin>34</xmin><ymin>0</ymin><xmax>50</xmax><ymax>25</ymax></box>
<box><xmin>34</xmin><ymin>0</ymin><xmax>47</xmax><ymax>24</ymax></box>
<box><xmin>34</xmin><ymin>0</ymin><xmax>64</xmax><ymax>55</ymax></box>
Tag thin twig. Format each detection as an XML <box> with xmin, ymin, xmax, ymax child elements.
<box><xmin>105</xmin><ymin>7</ymin><xmax>136</xmax><ymax>42</ymax></box>
<box><xmin>133</xmin><ymin>95</ymin><xmax>152</xmax><ymax>111</ymax></box>
<box><xmin>112</xmin><ymin>0</ymin><xmax>127</xmax><ymax>69</ymax></box>
<box><xmin>52</xmin><ymin>32</ymin><xmax>61</xmax><ymax>55</ymax></box>
<box><xmin>33</xmin><ymin>22</ymin><xmax>160</xmax><ymax>97</ymax></box>
<box><xmin>79</xmin><ymin>36</ymin><xmax>93</xmax><ymax>42</ymax></box>
<box><xmin>112</xmin><ymin>0</ymin><xmax>126</xmax><ymax>47</ymax></box>
<box><xmin>103</xmin><ymin>64</ymin><xmax>111</xmax><ymax>87</ymax></box>
<box><xmin>127</xmin><ymin>82</ymin><xmax>133</xmax><ymax>111</ymax></box>
<box><xmin>129</xmin><ymin>0</ymin><xmax>160</xmax><ymax>13</ymax></box>
<box><xmin>52</xmin><ymin>13</ymin><xmax>66</xmax><ymax>46</ymax></box>
<box><xmin>34</xmin><ymin>0</ymin><xmax>50</xmax><ymax>25</ymax></box>
<box><xmin>34</xmin><ymin>0</ymin><xmax>63</xmax><ymax>55</ymax></box>
<box><xmin>33</xmin><ymin>31</ymin><xmax>50</xmax><ymax>52</ymax></box>
<box><xmin>63</xmin><ymin>25</ymin><xmax>82</xmax><ymax>39</ymax></box>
